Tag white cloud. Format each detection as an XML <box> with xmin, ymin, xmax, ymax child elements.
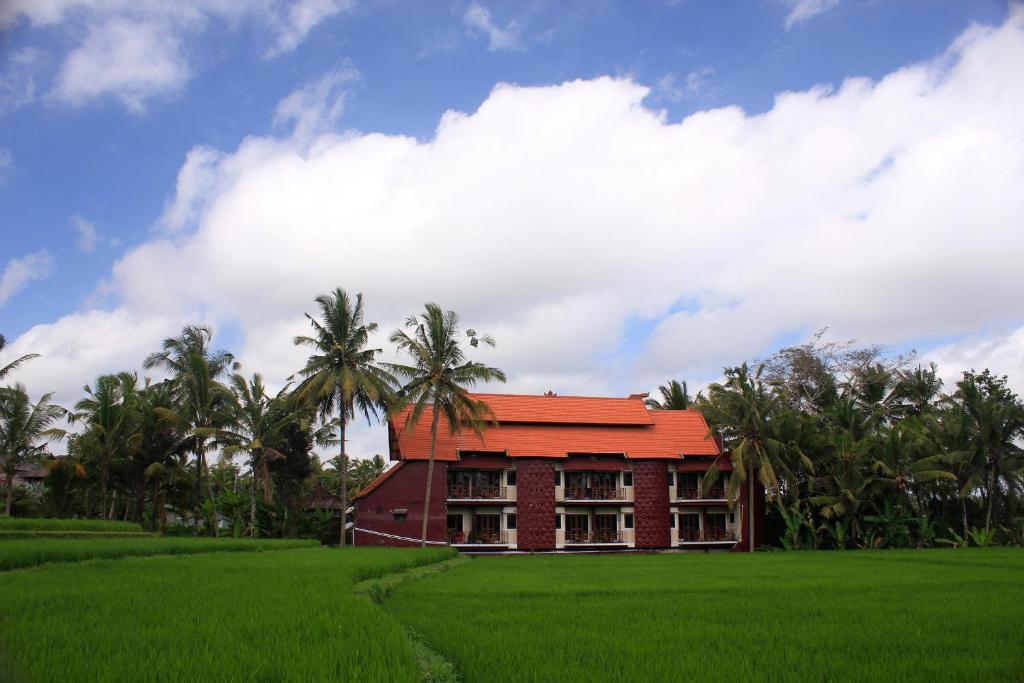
<box><xmin>7</xmin><ymin>10</ymin><xmax>1024</xmax><ymax>456</ymax></box>
<box><xmin>2</xmin><ymin>1</ymin><xmax>356</xmax><ymax>111</ymax></box>
<box><xmin>924</xmin><ymin>326</ymin><xmax>1024</xmax><ymax>397</ymax></box>
<box><xmin>0</xmin><ymin>251</ymin><xmax>53</xmax><ymax>305</ymax></box>
<box><xmin>71</xmin><ymin>215</ymin><xmax>100</xmax><ymax>253</ymax></box>
<box><xmin>272</xmin><ymin>62</ymin><xmax>360</xmax><ymax>139</ymax></box>
<box><xmin>0</xmin><ymin>47</ymin><xmax>43</xmax><ymax>114</ymax></box>
<box><xmin>784</xmin><ymin>0</ymin><xmax>840</xmax><ymax>29</ymax></box>
<box><xmin>267</xmin><ymin>0</ymin><xmax>356</xmax><ymax>57</ymax></box>
<box><xmin>655</xmin><ymin>66</ymin><xmax>714</xmax><ymax>103</ymax></box>
<box><xmin>464</xmin><ymin>3</ymin><xmax>523</xmax><ymax>51</ymax></box>
<box><xmin>52</xmin><ymin>17</ymin><xmax>189</xmax><ymax>111</ymax></box>
<box><xmin>1</xmin><ymin>309</ymin><xmax>180</xmax><ymax>409</ymax></box>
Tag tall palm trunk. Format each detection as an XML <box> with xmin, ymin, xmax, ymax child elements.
<box><xmin>984</xmin><ymin>462</ymin><xmax>995</xmax><ymax>535</ymax></box>
<box><xmin>4</xmin><ymin>477</ymin><xmax>13</xmax><ymax>516</ymax></box>
<box><xmin>338</xmin><ymin>406</ymin><xmax>348</xmax><ymax>548</ymax></box>
<box><xmin>250</xmin><ymin>467</ymin><xmax>258</xmax><ymax>539</ymax></box>
<box><xmin>748</xmin><ymin>461</ymin><xmax>755</xmax><ymax>553</ymax></box>
<box><xmin>100</xmin><ymin>458</ymin><xmax>109</xmax><ymax>519</ymax></box>
<box><xmin>960</xmin><ymin>496</ymin><xmax>968</xmax><ymax>540</ymax></box>
<box><xmin>421</xmin><ymin>405</ymin><xmax>441</xmax><ymax>548</ymax></box>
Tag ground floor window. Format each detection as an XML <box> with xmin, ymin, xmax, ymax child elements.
<box><xmin>506</xmin><ymin>513</ymin><xmax>517</xmax><ymax>530</ymax></box>
<box><xmin>705</xmin><ymin>513</ymin><xmax>727</xmax><ymax>540</ymax></box>
<box><xmin>566</xmin><ymin>514</ymin><xmax>589</xmax><ymax>542</ymax></box>
<box><xmin>595</xmin><ymin>514</ymin><xmax>618</xmax><ymax>542</ymax></box>
<box><xmin>624</xmin><ymin>513</ymin><xmax>634</xmax><ymax>529</ymax></box>
<box><xmin>679</xmin><ymin>513</ymin><xmax>700</xmax><ymax>541</ymax></box>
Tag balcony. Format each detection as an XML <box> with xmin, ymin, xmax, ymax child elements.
<box><xmin>678</xmin><ymin>529</ymin><xmax>737</xmax><ymax>543</ymax></box>
<box><xmin>675</xmin><ymin>486</ymin><xmax>726</xmax><ymax>501</ymax></box>
<box><xmin>447</xmin><ymin>484</ymin><xmax>509</xmax><ymax>501</ymax></box>
<box><xmin>564</xmin><ymin>529</ymin><xmax>625</xmax><ymax>544</ymax></box>
<box><xmin>449</xmin><ymin>530</ymin><xmax>508</xmax><ymax>545</ymax></box>
<box><xmin>564</xmin><ymin>486</ymin><xmax>626</xmax><ymax>502</ymax></box>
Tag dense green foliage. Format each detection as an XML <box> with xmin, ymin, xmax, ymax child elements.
<box><xmin>0</xmin><ymin>536</ymin><xmax>316</xmax><ymax>571</ymax></box>
<box><xmin>0</xmin><ymin>546</ymin><xmax>453</xmax><ymax>681</ymax></box>
<box><xmin>386</xmin><ymin>550</ymin><xmax>1024</xmax><ymax>682</ymax></box>
<box><xmin>682</xmin><ymin>334</ymin><xmax>1024</xmax><ymax>549</ymax></box>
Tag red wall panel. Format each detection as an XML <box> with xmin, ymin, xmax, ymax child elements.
<box><xmin>354</xmin><ymin>461</ymin><xmax>448</xmax><ymax>547</ymax></box>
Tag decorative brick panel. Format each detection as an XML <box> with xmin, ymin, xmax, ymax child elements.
<box><xmin>353</xmin><ymin>461</ymin><xmax>448</xmax><ymax>547</ymax></box>
<box><xmin>515</xmin><ymin>459</ymin><xmax>556</xmax><ymax>550</ymax></box>
<box><xmin>633</xmin><ymin>460</ymin><xmax>670</xmax><ymax>548</ymax></box>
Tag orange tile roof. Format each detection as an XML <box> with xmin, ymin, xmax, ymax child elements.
<box><xmin>466</xmin><ymin>393</ymin><xmax>654</xmax><ymax>425</ymax></box>
<box><xmin>390</xmin><ymin>394</ymin><xmax>719</xmax><ymax>461</ymax></box>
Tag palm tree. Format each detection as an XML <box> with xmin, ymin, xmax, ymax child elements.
<box><xmin>144</xmin><ymin>325</ymin><xmax>237</xmax><ymax>536</ymax></box>
<box><xmin>388</xmin><ymin>303</ymin><xmax>506</xmax><ymax>547</ymax></box>
<box><xmin>0</xmin><ymin>384</ymin><xmax>66</xmax><ymax>515</ymax></box>
<box><xmin>645</xmin><ymin>380</ymin><xmax>691</xmax><ymax>410</ymax></box>
<box><xmin>701</xmin><ymin>363</ymin><xmax>791</xmax><ymax>552</ymax></box>
<box><xmin>945</xmin><ymin>370</ymin><xmax>1024</xmax><ymax>534</ymax></box>
<box><xmin>69</xmin><ymin>372</ymin><xmax>139</xmax><ymax>517</ymax></box>
<box><xmin>292</xmin><ymin>289</ymin><xmax>395</xmax><ymax>547</ymax></box>
<box><xmin>206</xmin><ymin>373</ymin><xmax>294</xmax><ymax>538</ymax></box>
<box><xmin>0</xmin><ymin>334</ymin><xmax>39</xmax><ymax>381</ymax></box>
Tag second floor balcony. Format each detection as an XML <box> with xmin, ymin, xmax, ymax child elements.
<box><xmin>564</xmin><ymin>485</ymin><xmax>626</xmax><ymax>501</ymax></box>
<box><xmin>449</xmin><ymin>530</ymin><xmax>509</xmax><ymax>545</ymax></box>
<box><xmin>447</xmin><ymin>483</ymin><xmax>509</xmax><ymax>500</ymax></box>
<box><xmin>675</xmin><ymin>485</ymin><xmax>726</xmax><ymax>501</ymax></box>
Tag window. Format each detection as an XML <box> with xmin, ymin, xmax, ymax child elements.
<box><xmin>624</xmin><ymin>513</ymin><xmax>634</xmax><ymax>529</ymax></box>
<box><xmin>446</xmin><ymin>514</ymin><xmax>463</xmax><ymax>532</ymax></box>
<box><xmin>670</xmin><ymin>514</ymin><xmax>675</xmax><ymax>528</ymax></box>
<box><xmin>729</xmin><ymin>512</ymin><xmax>736</xmax><ymax>524</ymax></box>
<box><xmin>667</xmin><ymin>472</ymin><xmax>675</xmax><ymax>486</ymax></box>
<box><xmin>623</xmin><ymin>471</ymin><xmax>633</xmax><ymax>487</ymax></box>
<box><xmin>554</xmin><ymin>470</ymin><xmax>562</xmax><ymax>487</ymax></box>
<box><xmin>506</xmin><ymin>513</ymin><xmax>517</xmax><ymax>530</ymax></box>
<box><xmin>393</xmin><ymin>511</ymin><xmax>407</xmax><ymax>523</ymax></box>
<box><xmin>555</xmin><ymin>513</ymin><xmax>562</xmax><ymax>530</ymax></box>
<box><xmin>506</xmin><ymin>469</ymin><xmax>517</xmax><ymax>486</ymax></box>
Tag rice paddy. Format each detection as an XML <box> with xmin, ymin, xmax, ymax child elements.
<box><xmin>0</xmin><ymin>545</ymin><xmax>454</xmax><ymax>682</ymax></box>
<box><xmin>384</xmin><ymin>549</ymin><xmax>1024</xmax><ymax>682</ymax></box>
<box><xmin>2</xmin><ymin>536</ymin><xmax>1022</xmax><ymax>682</ymax></box>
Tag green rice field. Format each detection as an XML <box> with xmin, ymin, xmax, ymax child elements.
<box><xmin>2</xmin><ymin>539</ymin><xmax>1022</xmax><ymax>682</ymax></box>
<box><xmin>384</xmin><ymin>550</ymin><xmax>1024</xmax><ymax>682</ymax></box>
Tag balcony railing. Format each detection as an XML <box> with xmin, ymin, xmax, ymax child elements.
<box><xmin>564</xmin><ymin>486</ymin><xmax>626</xmax><ymax>501</ymax></box>
<box><xmin>449</xmin><ymin>530</ymin><xmax>508</xmax><ymax>545</ymax></box>
<box><xmin>678</xmin><ymin>529</ymin><xmax>737</xmax><ymax>543</ymax></box>
<box><xmin>447</xmin><ymin>484</ymin><xmax>508</xmax><ymax>500</ymax></box>
<box><xmin>564</xmin><ymin>530</ymin><xmax>625</xmax><ymax>544</ymax></box>
<box><xmin>675</xmin><ymin>487</ymin><xmax>726</xmax><ymax>500</ymax></box>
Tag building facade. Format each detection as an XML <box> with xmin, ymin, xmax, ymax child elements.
<box><xmin>353</xmin><ymin>393</ymin><xmax>765</xmax><ymax>551</ymax></box>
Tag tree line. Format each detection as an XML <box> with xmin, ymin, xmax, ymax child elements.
<box><xmin>3</xmin><ymin>301</ymin><xmax>1021</xmax><ymax>550</ymax></box>
<box><xmin>0</xmin><ymin>290</ymin><xmax>504</xmax><ymax>546</ymax></box>
<box><xmin>670</xmin><ymin>332</ymin><xmax>1023</xmax><ymax>549</ymax></box>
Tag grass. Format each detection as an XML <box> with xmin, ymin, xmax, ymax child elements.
<box><xmin>0</xmin><ymin>546</ymin><xmax>455</xmax><ymax>682</ymax></box>
<box><xmin>384</xmin><ymin>549</ymin><xmax>1024</xmax><ymax>682</ymax></box>
<box><xmin>0</xmin><ymin>517</ymin><xmax>144</xmax><ymax>532</ymax></box>
<box><xmin>0</xmin><ymin>536</ymin><xmax>319</xmax><ymax>571</ymax></box>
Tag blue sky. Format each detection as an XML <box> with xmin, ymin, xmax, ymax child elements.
<box><xmin>1</xmin><ymin>0</ymin><xmax>1022</xmax><ymax>456</ymax></box>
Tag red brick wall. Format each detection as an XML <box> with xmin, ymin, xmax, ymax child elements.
<box><xmin>515</xmin><ymin>459</ymin><xmax>556</xmax><ymax>550</ymax></box>
<box><xmin>354</xmin><ymin>461</ymin><xmax>448</xmax><ymax>547</ymax></box>
<box><xmin>633</xmin><ymin>460</ymin><xmax>670</xmax><ymax>548</ymax></box>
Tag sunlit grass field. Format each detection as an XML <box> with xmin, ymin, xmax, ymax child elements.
<box><xmin>384</xmin><ymin>550</ymin><xmax>1024</xmax><ymax>682</ymax></box>
<box><xmin>0</xmin><ymin>545</ymin><xmax>454</xmax><ymax>682</ymax></box>
<box><xmin>0</xmin><ymin>536</ymin><xmax>318</xmax><ymax>570</ymax></box>
<box><xmin>2</xmin><ymin>540</ymin><xmax>1021</xmax><ymax>682</ymax></box>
